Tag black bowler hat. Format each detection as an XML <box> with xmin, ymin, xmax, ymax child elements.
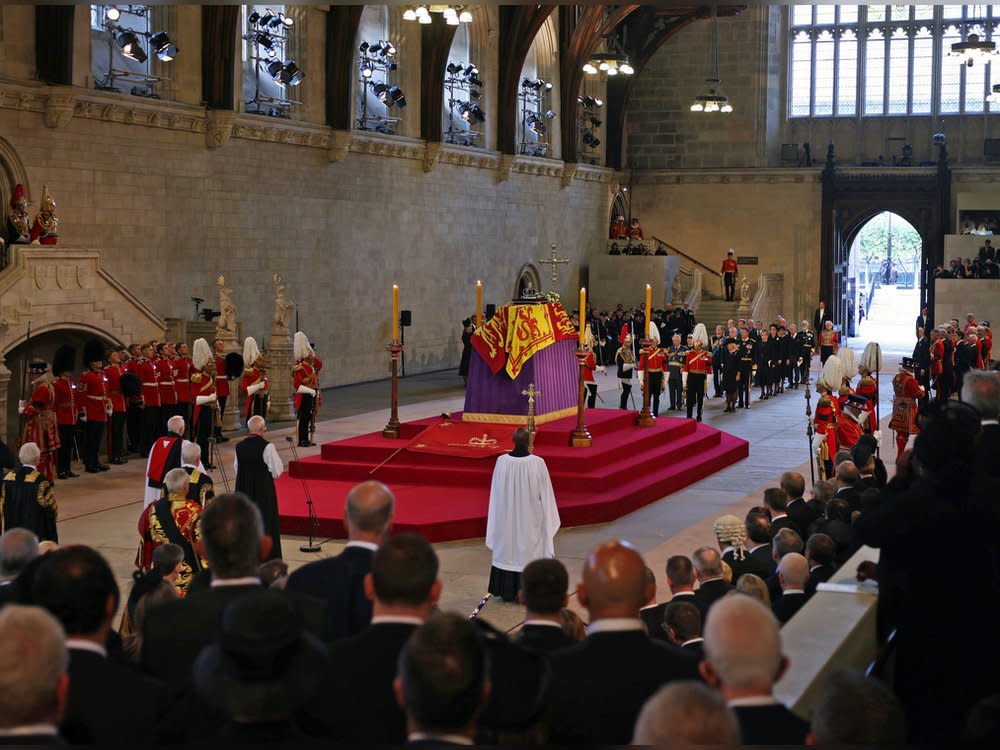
<box><xmin>192</xmin><ymin>590</ymin><xmax>330</xmax><ymax>717</ymax></box>
<box><xmin>900</xmin><ymin>357</ymin><xmax>916</xmax><ymax>371</ymax></box>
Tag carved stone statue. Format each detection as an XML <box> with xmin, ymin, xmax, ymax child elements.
<box><xmin>739</xmin><ymin>274</ymin><xmax>751</xmax><ymax>304</ymax></box>
<box><xmin>671</xmin><ymin>273</ymin><xmax>683</xmax><ymax>305</ymax></box>
<box><xmin>272</xmin><ymin>273</ymin><xmax>295</xmax><ymax>335</ymax></box>
<box><xmin>29</xmin><ymin>185</ymin><xmax>58</xmax><ymax>245</ymax></box>
<box><xmin>6</xmin><ymin>184</ymin><xmax>31</xmax><ymax>244</ymax></box>
<box><xmin>216</xmin><ymin>274</ymin><xmax>238</xmax><ymax>338</ymax></box>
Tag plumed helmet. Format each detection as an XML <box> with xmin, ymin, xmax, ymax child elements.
<box><xmin>192</xmin><ymin>338</ymin><xmax>212</xmax><ymax>371</ymax></box>
<box><xmin>52</xmin><ymin>345</ymin><xmax>76</xmax><ymax>376</ymax></box>
<box><xmin>584</xmin><ymin>323</ymin><xmax>595</xmax><ymax>349</ymax></box>
<box><xmin>9</xmin><ymin>183</ymin><xmax>26</xmax><ymax>209</ymax></box>
<box><xmin>692</xmin><ymin>323</ymin><xmax>709</xmax><ymax>347</ymax></box>
<box><xmin>838</xmin><ymin>347</ymin><xmax>857</xmax><ymax>381</ymax></box>
<box><xmin>818</xmin><ymin>354</ymin><xmax>844</xmax><ymax>392</ymax></box>
<box><xmin>225</xmin><ymin>352</ymin><xmax>245</xmax><ymax>380</ymax></box>
<box><xmin>28</xmin><ymin>360</ymin><xmax>49</xmax><ymax>375</ymax></box>
<box><xmin>83</xmin><ymin>338</ymin><xmax>106</xmax><ymax>366</ymax></box>
<box><xmin>293</xmin><ymin>331</ymin><xmax>312</xmax><ymax>361</ymax></box>
<box><xmin>243</xmin><ymin>337</ymin><xmax>261</xmax><ymax>367</ymax></box>
<box><xmin>860</xmin><ymin>342</ymin><xmax>882</xmax><ymax>374</ymax></box>
<box><xmin>39</xmin><ymin>184</ymin><xmax>55</xmax><ymax>212</ymax></box>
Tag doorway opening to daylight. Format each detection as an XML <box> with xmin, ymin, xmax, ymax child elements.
<box><xmin>847</xmin><ymin>211</ymin><xmax>922</xmax><ymax>355</ymax></box>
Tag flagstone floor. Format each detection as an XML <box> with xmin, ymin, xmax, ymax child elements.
<box><xmin>55</xmin><ymin>350</ymin><xmax>904</xmax><ymax>632</ymax></box>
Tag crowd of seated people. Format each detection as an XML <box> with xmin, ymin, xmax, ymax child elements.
<box><xmin>1</xmin><ymin>375</ymin><xmax>997</xmax><ymax>745</ymax></box>
<box><xmin>933</xmin><ymin>246</ymin><xmax>1000</xmax><ymax>279</ymax></box>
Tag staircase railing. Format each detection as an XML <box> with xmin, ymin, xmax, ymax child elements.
<box><xmin>749</xmin><ymin>273</ymin><xmax>784</xmax><ymax>324</ymax></box>
<box><xmin>652</xmin><ymin>235</ymin><xmax>723</xmax><ymax>298</ymax></box>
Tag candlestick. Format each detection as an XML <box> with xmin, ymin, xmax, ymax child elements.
<box><xmin>645</xmin><ymin>284</ymin><xmax>652</xmax><ymax>336</ymax></box>
<box><xmin>579</xmin><ymin>287</ymin><xmax>587</xmax><ymax>347</ymax></box>
<box><xmin>392</xmin><ymin>284</ymin><xmax>399</xmax><ymax>344</ymax></box>
<box><xmin>476</xmin><ymin>280</ymin><xmax>483</xmax><ymax>329</ymax></box>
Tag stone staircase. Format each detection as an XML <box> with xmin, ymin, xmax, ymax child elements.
<box><xmin>695</xmin><ymin>297</ymin><xmax>741</xmax><ymax>328</ymax></box>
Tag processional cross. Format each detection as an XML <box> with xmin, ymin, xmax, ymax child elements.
<box><xmin>538</xmin><ymin>243</ymin><xmax>569</xmax><ymax>291</ymax></box>
<box><xmin>522</xmin><ymin>383</ymin><xmax>540</xmax><ymax>450</ymax></box>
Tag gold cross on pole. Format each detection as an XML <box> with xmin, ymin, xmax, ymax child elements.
<box><xmin>522</xmin><ymin>383</ymin><xmax>540</xmax><ymax>451</ymax></box>
<box><xmin>537</xmin><ymin>243</ymin><xmax>569</xmax><ymax>291</ymax></box>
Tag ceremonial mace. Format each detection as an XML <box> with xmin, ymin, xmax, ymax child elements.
<box><xmin>803</xmin><ymin>373</ymin><xmax>815</xmax><ymax>485</ymax></box>
<box><xmin>637</xmin><ymin>337</ymin><xmax>656</xmax><ymax>427</ymax></box>
<box><xmin>286</xmin><ymin>436</ymin><xmax>321</xmax><ymax>553</ymax></box>
<box><xmin>383</xmin><ymin>285</ymin><xmax>403</xmax><ymax>439</ymax></box>
<box><xmin>522</xmin><ymin>383</ymin><xmax>539</xmax><ymax>451</ymax></box>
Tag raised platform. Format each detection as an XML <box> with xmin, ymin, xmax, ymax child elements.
<box><xmin>276</xmin><ymin>409</ymin><xmax>749</xmax><ymax>543</ymax></box>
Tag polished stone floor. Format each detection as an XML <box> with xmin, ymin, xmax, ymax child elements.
<box><xmin>54</xmin><ymin>352</ymin><xmax>902</xmax><ymax>632</ymax></box>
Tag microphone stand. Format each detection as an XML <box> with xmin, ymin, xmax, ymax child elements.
<box><xmin>286</xmin><ymin>436</ymin><xmax>320</xmax><ymax>552</ymax></box>
<box><xmin>208</xmin><ymin>435</ymin><xmax>232</xmax><ymax>493</ymax></box>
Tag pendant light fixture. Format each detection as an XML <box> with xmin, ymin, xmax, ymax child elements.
<box><xmin>690</xmin><ymin>6</ymin><xmax>732</xmax><ymax>113</ymax></box>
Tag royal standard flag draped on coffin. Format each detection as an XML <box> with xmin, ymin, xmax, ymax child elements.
<box><xmin>471</xmin><ymin>302</ymin><xmax>578</xmax><ymax>380</ymax></box>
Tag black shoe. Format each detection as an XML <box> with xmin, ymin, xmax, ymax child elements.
<box><xmin>67</xmin><ymin>471</ymin><xmax>80</xmax><ymax>478</ymax></box>
<box><xmin>98</xmin><ymin>464</ymin><xmax>110</xmax><ymax>471</ymax></box>
<box><xmin>111</xmin><ymin>457</ymin><xmax>127</xmax><ymax>465</ymax></box>
<box><xmin>205</xmin><ymin>463</ymin><xmax>217</xmax><ymax>471</ymax></box>
<box><xmin>57</xmin><ymin>472</ymin><xmax>68</xmax><ymax>480</ymax></box>
<box><xmin>697</xmin><ymin>415</ymin><xmax>702</xmax><ymax>422</ymax></box>
<box><xmin>85</xmin><ymin>467</ymin><xmax>100</xmax><ymax>474</ymax></box>
<box><xmin>217</xmin><ymin>435</ymin><xmax>230</xmax><ymax>443</ymax></box>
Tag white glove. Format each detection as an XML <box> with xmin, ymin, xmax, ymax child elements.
<box><xmin>247</xmin><ymin>381</ymin><xmax>266</xmax><ymax>396</ymax></box>
<box><xmin>196</xmin><ymin>394</ymin><xmax>217</xmax><ymax>405</ymax></box>
<box><xmin>80</xmin><ymin>413</ymin><xmax>87</xmax><ymax>422</ymax></box>
<box><xmin>596</xmin><ymin>366</ymin><xmax>606</xmax><ymax>374</ymax></box>
<box><xmin>812</xmin><ymin>432</ymin><xmax>826</xmax><ymax>456</ymax></box>
<box><xmin>17</xmin><ymin>400</ymin><xmax>26</xmax><ymax>414</ymax></box>
<box><xmin>623</xmin><ymin>363</ymin><xmax>634</xmax><ymax>372</ymax></box>
<box><xmin>873</xmin><ymin>430</ymin><xmax>882</xmax><ymax>446</ymax></box>
<box><xmin>296</xmin><ymin>385</ymin><xmax>317</xmax><ymax>396</ymax></box>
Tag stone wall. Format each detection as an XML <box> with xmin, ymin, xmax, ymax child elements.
<box><xmin>0</xmin><ymin>87</ymin><xmax>614</xmax><ymax>388</ymax></box>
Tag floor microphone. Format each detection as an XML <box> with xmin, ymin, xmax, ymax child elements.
<box><xmin>286</xmin><ymin>434</ymin><xmax>321</xmax><ymax>553</ymax></box>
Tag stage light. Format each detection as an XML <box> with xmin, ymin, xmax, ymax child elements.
<box><xmin>374</xmin><ymin>82</ymin><xmax>390</xmax><ymax>102</ymax></box>
<box><xmin>106</xmin><ymin>5</ymin><xmax>120</xmax><ymax>21</ymax></box>
<box><xmin>248</xmin><ymin>10</ymin><xmax>260</xmax><ymax>25</ymax></box>
<box><xmin>284</xmin><ymin>61</ymin><xmax>304</xmax><ymax>86</ymax></box>
<box><xmin>446</xmin><ymin>14</ymin><xmax>460</xmax><ymax>26</ymax></box>
<box><xmin>468</xmin><ymin>74</ymin><xmax>484</xmax><ymax>87</ymax></box>
<box><xmin>149</xmin><ymin>32</ymin><xmax>177</xmax><ymax>62</ymax></box>
<box><xmin>545</xmin><ymin>109</ymin><xmax>557</xmax><ymax>119</ymax></box>
<box><xmin>590</xmin><ymin>116</ymin><xmax>602</xmax><ymax>128</ymax></box>
<box><xmin>606</xmin><ymin>66</ymin><xmax>618</xmax><ymax>76</ymax></box>
<box><xmin>389</xmin><ymin>86</ymin><xmax>406</xmax><ymax>107</ymax></box>
<box><xmin>116</xmin><ymin>30</ymin><xmax>147</xmax><ymax>63</ymax></box>
<box><xmin>266</xmin><ymin>59</ymin><xmax>285</xmax><ymax>81</ymax></box>
<box><xmin>361</xmin><ymin>62</ymin><xmax>374</xmax><ymax>78</ymax></box>
<box><xmin>256</xmin><ymin>31</ymin><xmax>274</xmax><ymax>50</ymax></box>
<box><xmin>594</xmin><ymin>98</ymin><xmax>603</xmax><ymax>107</ymax></box>
<box><xmin>403</xmin><ymin>8</ymin><xmax>417</xmax><ymax>21</ymax></box>
<box><xmin>582</xmin><ymin>62</ymin><xmax>598</xmax><ymax>75</ymax></box>
<box><xmin>459</xmin><ymin>9</ymin><xmax>473</xmax><ymax>23</ymax></box>
<box><xmin>259</xmin><ymin>10</ymin><xmax>276</xmax><ymax>27</ymax></box>
<box><xmin>620</xmin><ymin>62</ymin><xmax>634</xmax><ymax>75</ymax></box>
<box><xmin>383</xmin><ymin>42</ymin><xmax>396</xmax><ymax>57</ymax></box>
<box><xmin>415</xmin><ymin>5</ymin><xmax>429</xmax><ymax>16</ymax></box>
<box><xmin>464</xmin><ymin>64</ymin><xmax>478</xmax><ymax>76</ymax></box>
<box><xmin>370</xmin><ymin>41</ymin><xmax>383</xmax><ymax>55</ymax></box>
<box><xmin>521</xmin><ymin>77</ymin><xmax>532</xmax><ymax>90</ymax></box>
<box><xmin>281</xmin><ymin>13</ymin><xmax>294</xmax><ymax>27</ymax></box>
<box><xmin>447</xmin><ymin>62</ymin><xmax>461</xmax><ymax>75</ymax></box>
<box><xmin>469</xmin><ymin>88</ymin><xmax>481</xmax><ymax>100</ymax></box>
<box><xmin>419</xmin><ymin>12</ymin><xmax>432</xmax><ymax>24</ymax></box>
<box><xmin>359</xmin><ymin>41</ymin><xmax>369</xmax><ymax>53</ymax></box>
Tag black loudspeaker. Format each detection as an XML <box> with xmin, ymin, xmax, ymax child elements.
<box><xmin>485</xmin><ymin>304</ymin><xmax>496</xmax><ymax>319</ymax></box>
<box><xmin>400</xmin><ymin>310</ymin><xmax>412</xmax><ymax>327</ymax></box>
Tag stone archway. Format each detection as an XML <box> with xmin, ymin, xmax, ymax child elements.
<box><xmin>514</xmin><ymin>263</ymin><xmax>542</xmax><ymax>299</ymax></box>
<box><xmin>0</xmin><ymin>246</ymin><xmax>166</xmax><ymax>443</ymax></box>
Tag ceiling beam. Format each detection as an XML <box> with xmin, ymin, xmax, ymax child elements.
<box><xmin>498</xmin><ymin>4</ymin><xmax>557</xmax><ymax>155</ymax></box>
<box><xmin>420</xmin><ymin>15</ymin><xmax>459</xmax><ymax>142</ymax></box>
<box><xmin>202</xmin><ymin>5</ymin><xmax>239</xmax><ymax>109</ymax></box>
<box><xmin>325</xmin><ymin>5</ymin><xmax>363</xmax><ymax>130</ymax></box>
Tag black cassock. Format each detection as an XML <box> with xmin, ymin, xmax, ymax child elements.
<box><xmin>234</xmin><ymin>435</ymin><xmax>282</xmax><ymax>559</ymax></box>
<box><xmin>1</xmin><ymin>467</ymin><xmax>58</xmax><ymax>541</ymax></box>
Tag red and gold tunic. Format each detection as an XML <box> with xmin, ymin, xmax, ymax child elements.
<box><xmin>136</xmin><ymin>492</ymin><xmax>206</xmax><ymax>594</ymax></box>
<box><xmin>52</xmin><ymin>376</ymin><xmax>77</xmax><ymax>427</ymax></box>
<box><xmin>639</xmin><ymin>348</ymin><xmax>666</xmax><ymax>372</ymax></box>
<box><xmin>684</xmin><ymin>349</ymin><xmax>713</xmax><ymax>375</ymax></box>
<box><xmin>582</xmin><ymin>351</ymin><xmax>596</xmax><ymax>383</ymax></box>
<box><xmin>820</xmin><ymin>329</ymin><xmax>840</xmax><ymax>351</ymax></box>
<box><xmin>21</xmin><ymin>380</ymin><xmax>60</xmax><ymax>482</ymax></box>
<box><xmin>293</xmin><ymin>360</ymin><xmax>319</xmax><ymax>411</ymax></box>
<box><xmin>174</xmin><ymin>356</ymin><xmax>192</xmax><ymax>405</ymax></box>
<box><xmin>77</xmin><ymin>369</ymin><xmax>109</xmax><ymax>423</ymax></box>
<box><xmin>242</xmin><ymin>365</ymin><xmax>269</xmax><ymax>418</ymax></box>
<box><xmin>853</xmin><ymin>375</ymin><xmax>879</xmax><ymax>433</ymax></box>
<box><xmin>156</xmin><ymin>356</ymin><xmax>176</xmax><ymax>407</ymax></box>
<box><xmin>215</xmin><ymin>354</ymin><xmax>230</xmax><ymax>398</ymax></box>
<box><xmin>813</xmin><ymin>392</ymin><xmax>839</xmax><ymax>463</ymax></box>
<box><xmin>889</xmin><ymin>370</ymin><xmax>925</xmax><ymax>435</ymax></box>
<box><xmin>191</xmin><ymin>370</ymin><xmax>217</xmax><ymax>428</ymax></box>
<box><xmin>721</xmin><ymin>257</ymin><xmax>738</xmax><ymax>275</ymax></box>
<box><xmin>930</xmin><ymin>338</ymin><xmax>945</xmax><ymax>377</ymax></box>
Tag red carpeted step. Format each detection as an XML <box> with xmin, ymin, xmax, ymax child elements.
<box><xmin>277</xmin><ymin>411</ymin><xmax>749</xmax><ymax>543</ymax></box>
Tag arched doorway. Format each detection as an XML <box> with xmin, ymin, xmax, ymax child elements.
<box><xmin>847</xmin><ymin>211</ymin><xmax>922</xmax><ymax>353</ymax></box>
<box><xmin>3</xmin><ymin>328</ymin><xmax>120</xmax><ymax>447</ymax></box>
<box><xmin>513</xmin><ymin>263</ymin><xmax>542</xmax><ymax>299</ymax></box>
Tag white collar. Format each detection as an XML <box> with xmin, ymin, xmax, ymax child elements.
<box><xmin>370</xmin><ymin>615</ymin><xmax>423</xmax><ymax>626</ymax></box>
<box><xmin>809</xmin><ymin>564</ymin><xmax>823</xmax><ymax>572</ymax></box>
<box><xmin>346</xmin><ymin>540</ymin><xmax>378</xmax><ymax>552</ymax></box>
<box><xmin>721</xmin><ymin>546</ymin><xmax>734</xmax><ymax>557</ymax></box>
<box><xmin>787</xmin><ymin>497</ymin><xmax>804</xmax><ymax>506</ymax></box>
<box><xmin>670</xmin><ymin>590</ymin><xmax>695</xmax><ymax>598</ymax></box>
<box><xmin>983</xmin><ymin>418</ymin><xmax>999</xmax><ymax>426</ymax></box>
<box><xmin>21</xmin><ymin>464</ymin><xmax>38</xmax><ymax>471</ymax></box>
<box><xmin>587</xmin><ymin>618</ymin><xmax>645</xmax><ymax>635</ymax></box>
<box><xmin>210</xmin><ymin>577</ymin><xmax>262</xmax><ymax>588</ymax></box>
<box><xmin>523</xmin><ymin>619</ymin><xmax>562</xmax><ymax>629</ymax></box>
<box><xmin>408</xmin><ymin>732</ymin><xmax>474</xmax><ymax>745</ymax></box>
<box><xmin>782</xmin><ymin>588</ymin><xmax>806</xmax><ymax>596</ymax></box>
<box><xmin>182</xmin><ymin>462</ymin><xmax>199</xmax><ymax>470</ymax></box>
<box><xmin>770</xmin><ymin>512</ymin><xmax>787</xmax><ymax>521</ymax></box>
<box><xmin>698</xmin><ymin>576</ymin><xmax>725</xmax><ymax>585</ymax></box>
<box><xmin>66</xmin><ymin>638</ymin><xmax>107</xmax><ymax>659</ymax></box>
<box><xmin>640</xmin><ymin>602</ymin><xmax>660</xmax><ymax>611</ymax></box>
<box><xmin>681</xmin><ymin>637</ymin><xmax>705</xmax><ymax>647</ymax></box>
<box><xmin>728</xmin><ymin>695</ymin><xmax>781</xmax><ymax>707</ymax></box>
<box><xmin>0</xmin><ymin>724</ymin><xmax>60</xmax><ymax>737</ymax></box>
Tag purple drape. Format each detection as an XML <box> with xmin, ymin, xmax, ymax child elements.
<box><xmin>464</xmin><ymin>338</ymin><xmax>579</xmax><ymax>418</ymax></box>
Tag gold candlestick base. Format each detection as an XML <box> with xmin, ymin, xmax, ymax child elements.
<box><xmin>637</xmin><ymin>337</ymin><xmax>656</xmax><ymax>427</ymax></box>
<box><xmin>570</xmin><ymin>349</ymin><xmax>592</xmax><ymax>448</ymax></box>
<box><xmin>383</xmin><ymin>343</ymin><xmax>404</xmax><ymax>439</ymax></box>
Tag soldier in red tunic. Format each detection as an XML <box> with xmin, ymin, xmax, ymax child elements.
<box><xmin>77</xmin><ymin>339</ymin><xmax>111</xmax><ymax>474</ymax></box>
<box><xmin>293</xmin><ymin>331</ymin><xmax>320</xmax><ymax>447</ymax></box>
<box><xmin>104</xmin><ymin>347</ymin><xmax>128</xmax><ymax>464</ymax></box>
<box><xmin>50</xmin><ymin>346</ymin><xmax>78</xmax><ymax>480</ymax></box>
<box><xmin>721</xmin><ymin>249</ymin><xmax>739</xmax><ymax>301</ymax></box>
<box><xmin>582</xmin><ymin>325</ymin><xmax>598</xmax><ymax>408</ymax></box>
<box><xmin>137</xmin><ymin>342</ymin><xmax>161</xmax><ymax>456</ymax></box>
<box><xmin>242</xmin><ymin>336</ymin><xmax>270</xmax><ymax>424</ymax></box>
<box><xmin>854</xmin><ymin>365</ymin><xmax>879</xmax><ymax>434</ymax></box>
<box><xmin>124</xmin><ymin>343</ymin><xmax>144</xmax><ymax>454</ymax></box>
<box><xmin>173</xmin><ymin>342</ymin><xmax>193</xmax><ymax>438</ymax></box>
<box><xmin>929</xmin><ymin>327</ymin><xmax>946</xmax><ymax>402</ymax></box>
<box><xmin>813</xmin><ymin>355</ymin><xmax>844</xmax><ymax>479</ymax></box>
<box><xmin>889</xmin><ymin>357</ymin><xmax>926</xmax><ymax>458</ymax></box>
<box><xmin>213</xmin><ymin>338</ymin><xmax>231</xmax><ymax>443</ymax></box>
<box><xmin>639</xmin><ymin>340</ymin><xmax>666</xmax><ymax>417</ymax></box>
<box><xmin>191</xmin><ymin>338</ymin><xmax>219</xmax><ymax>469</ymax></box>
<box><xmin>156</xmin><ymin>342</ymin><xmax>178</xmax><ymax>433</ymax></box>
<box><xmin>18</xmin><ymin>360</ymin><xmax>60</xmax><ymax>483</ymax></box>
<box><xmin>684</xmin><ymin>324</ymin><xmax>713</xmax><ymax>422</ymax></box>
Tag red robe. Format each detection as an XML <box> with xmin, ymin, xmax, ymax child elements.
<box><xmin>853</xmin><ymin>375</ymin><xmax>878</xmax><ymax>433</ymax></box>
<box><xmin>21</xmin><ymin>380</ymin><xmax>60</xmax><ymax>482</ymax></box>
<box><xmin>890</xmin><ymin>370</ymin><xmax>925</xmax><ymax>435</ymax></box>
<box><xmin>242</xmin><ymin>366</ymin><xmax>269</xmax><ymax>420</ymax></box>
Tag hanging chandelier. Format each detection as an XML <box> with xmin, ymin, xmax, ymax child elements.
<box><xmin>583</xmin><ymin>35</ymin><xmax>633</xmax><ymax>76</ymax></box>
<box><xmin>948</xmin><ymin>6</ymin><xmax>998</xmax><ymax>66</ymax></box>
<box><xmin>402</xmin><ymin>5</ymin><xmax>472</xmax><ymax>25</ymax></box>
<box><xmin>690</xmin><ymin>6</ymin><xmax>732</xmax><ymax>113</ymax></box>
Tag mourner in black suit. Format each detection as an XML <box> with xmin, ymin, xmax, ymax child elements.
<box><xmin>781</xmin><ymin>472</ymin><xmax>819</xmax><ymax>537</ymax></box>
<box><xmin>0</xmin><ymin>604</ymin><xmax>68</xmax><ymax>744</ymax></box>
<box><xmin>547</xmin><ymin>542</ymin><xmax>700</xmax><ymax>744</ymax></box>
<box><xmin>285</xmin><ymin>480</ymin><xmax>395</xmax><ymax>641</ymax></box>
<box><xmin>660</xmin><ymin>600</ymin><xmax>704</xmax><ymax>661</ymax></box>
<box><xmin>714</xmin><ymin>515</ymin><xmax>772</xmax><ymax>584</ymax></box>
<box><xmin>233</xmin><ymin>417</ymin><xmax>283</xmax><ymax>560</ymax></box>
<box><xmin>517</xmin><ymin>558</ymin><xmax>576</xmax><ymax>653</ymax></box>
<box><xmin>814</xmin><ymin>302</ymin><xmax>829</xmax><ymax>336</ymax></box>
<box><xmin>701</xmin><ymin>594</ymin><xmax>809</xmax><ymax>745</ymax></box>
<box><xmin>804</xmin><ymin>533</ymin><xmax>838</xmax><ymax>597</ymax></box>
<box><xmin>141</xmin><ymin>494</ymin><xmax>327</xmax><ymax>691</ymax></box>
<box><xmin>29</xmin><ymin>546</ymin><xmax>168</xmax><ymax>745</ymax></box>
<box><xmin>765</xmin><ymin>528</ymin><xmax>805</xmax><ymax>602</ymax></box>
<box><xmin>300</xmin><ymin>534</ymin><xmax>439</xmax><ymax>742</ymax></box>
<box><xmin>692</xmin><ymin>547</ymin><xmax>733</xmax><ymax>619</ymax></box>
<box><xmin>834</xmin><ymin>461</ymin><xmax>862</xmax><ymax>513</ymax></box>
<box><xmin>771</xmin><ymin>553</ymin><xmax>810</xmax><ymax>625</ymax></box>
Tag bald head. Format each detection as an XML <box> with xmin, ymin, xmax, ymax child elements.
<box><xmin>345</xmin><ymin>481</ymin><xmax>395</xmax><ymax>540</ymax></box>
<box><xmin>693</xmin><ymin>546</ymin><xmax>724</xmax><ymax>580</ymax></box>
<box><xmin>702</xmin><ymin>594</ymin><xmax>785</xmax><ymax>695</ymax></box>
<box><xmin>247</xmin><ymin>415</ymin><xmax>266</xmax><ymax>435</ymax></box>
<box><xmin>777</xmin><ymin>552</ymin><xmax>809</xmax><ymax>590</ymax></box>
<box><xmin>579</xmin><ymin>541</ymin><xmax>647</xmax><ymax>619</ymax></box>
